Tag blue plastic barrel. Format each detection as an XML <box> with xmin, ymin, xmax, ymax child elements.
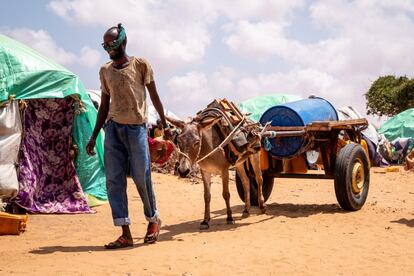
<box><xmin>259</xmin><ymin>97</ymin><xmax>338</xmax><ymax>158</ymax></box>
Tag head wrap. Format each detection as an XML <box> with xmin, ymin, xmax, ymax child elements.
<box><xmin>102</xmin><ymin>23</ymin><xmax>126</xmax><ymax>52</ymax></box>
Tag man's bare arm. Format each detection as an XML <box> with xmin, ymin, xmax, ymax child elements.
<box><xmin>86</xmin><ymin>92</ymin><xmax>110</xmax><ymax>155</ymax></box>
<box><xmin>147</xmin><ymin>81</ymin><xmax>167</xmax><ymax>127</ymax></box>
<box><xmin>147</xmin><ymin>81</ymin><xmax>171</xmax><ymax>139</ymax></box>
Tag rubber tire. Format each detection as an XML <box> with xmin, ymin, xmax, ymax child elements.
<box><xmin>334</xmin><ymin>143</ymin><xmax>370</xmax><ymax>211</ymax></box>
<box><xmin>235</xmin><ymin>162</ymin><xmax>274</xmax><ymax>206</ymax></box>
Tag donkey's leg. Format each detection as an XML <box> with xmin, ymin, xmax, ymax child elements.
<box><xmin>250</xmin><ymin>153</ymin><xmax>266</xmax><ymax>213</ymax></box>
<box><xmin>200</xmin><ymin>169</ymin><xmax>212</xmax><ymax>230</ymax></box>
<box><xmin>235</xmin><ymin>164</ymin><xmax>251</xmax><ymax>217</ymax></box>
<box><xmin>221</xmin><ymin>169</ymin><xmax>234</xmax><ymax>224</ymax></box>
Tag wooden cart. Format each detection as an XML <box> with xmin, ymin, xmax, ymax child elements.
<box><xmin>235</xmin><ymin>118</ymin><xmax>370</xmax><ymax>211</ymax></box>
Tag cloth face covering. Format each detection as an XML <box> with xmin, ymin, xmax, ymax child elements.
<box><xmin>102</xmin><ymin>25</ymin><xmax>126</xmax><ymax>52</ymax></box>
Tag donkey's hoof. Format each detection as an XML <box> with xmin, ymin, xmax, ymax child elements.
<box><xmin>242</xmin><ymin>210</ymin><xmax>250</xmax><ymax>218</ymax></box>
<box><xmin>260</xmin><ymin>205</ymin><xmax>267</xmax><ymax>214</ymax></box>
<box><xmin>200</xmin><ymin>221</ymin><xmax>209</xmax><ymax>230</ymax></box>
<box><xmin>226</xmin><ymin>218</ymin><xmax>235</xmax><ymax>225</ymax></box>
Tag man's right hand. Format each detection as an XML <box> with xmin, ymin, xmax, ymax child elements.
<box><xmin>163</xmin><ymin>127</ymin><xmax>172</xmax><ymax>141</ymax></box>
<box><xmin>86</xmin><ymin>138</ymin><xmax>96</xmax><ymax>156</ymax></box>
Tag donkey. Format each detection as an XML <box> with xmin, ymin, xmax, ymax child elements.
<box><xmin>167</xmin><ymin>115</ymin><xmax>266</xmax><ymax>230</ymax></box>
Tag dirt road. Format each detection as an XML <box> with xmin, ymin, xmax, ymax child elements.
<box><xmin>1</xmin><ymin>168</ymin><xmax>413</xmax><ymax>275</ymax></box>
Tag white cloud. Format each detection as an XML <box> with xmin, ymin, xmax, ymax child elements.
<box><xmin>166</xmin><ymin>72</ymin><xmax>209</xmax><ymax>116</ymax></box>
<box><xmin>166</xmin><ymin>67</ymin><xmax>345</xmax><ymax>118</ymax></box>
<box><xmin>236</xmin><ymin>69</ymin><xmax>336</xmax><ymax>100</ymax></box>
<box><xmin>47</xmin><ymin>0</ymin><xmax>306</xmax><ymax>72</ymax></box>
<box><xmin>209</xmin><ymin>67</ymin><xmax>237</xmax><ymax>94</ymax></box>
<box><xmin>166</xmin><ymin>65</ymin><xmax>384</xmax><ymax>123</ymax></box>
<box><xmin>166</xmin><ymin>68</ymin><xmax>243</xmax><ymax>117</ymax></box>
<box><xmin>216</xmin><ymin>0</ymin><xmax>305</xmax><ymax>21</ymax></box>
<box><xmin>45</xmin><ymin>0</ymin><xmax>414</xmax><ymax>121</ymax></box>
<box><xmin>218</xmin><ymin>0</ymin><xmax>414</xmax><ymax>118</ymax></box>
<box><xmin>3</xmin><ymin>28</ymin><xmax>77</xmax><ymax>65</ymax></box>
<box><xmin>220</xmin><ymin>0</ymin><xmax>414</xmax><ymax>78</ymax></box>
<box><xmin>308</xmin><ymin>0</ymin><xmax>414</xmax><ymax>77</ymax></box>
<box><xmin>79</xmin><ymin>46</ymin><xmax>101</xmax><ymax>68</ymax></box>
<box><xmin>48</xmin><ymin>0</ymin><xmax>216</xmax><ymax>72</ymax></box>
<box><xmin>223</xmin><ymin>0</ymin><xmax>414</xmax><ymax>75</ymax></box>
<box><xmin>223</xmin><ymin>20</ymin><xmax>306</xmax><ymax>61</ymax></box>
<box><xmin>3</xmin><ymin>27</ymin><xmax>102</xmax><ymax>68</ymax></box>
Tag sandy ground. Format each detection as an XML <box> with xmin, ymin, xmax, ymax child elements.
<box><xmin>1</xmin><ymin>167</ymin><xmax>413</xmax><ymax>275</ymax></box>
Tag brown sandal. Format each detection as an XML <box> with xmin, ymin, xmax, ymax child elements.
<box><xmin>104</xmin><ymin>236</ymin><xmax>133</xmax><ymax>249</ymax></box>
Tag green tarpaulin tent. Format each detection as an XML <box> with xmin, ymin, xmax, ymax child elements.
<box><xmin>0</xmin><ymin>34</ymin><xmax>107</xmax><ymax>203</ymax></box>
<box><xmin>379</xmin><ymin>108</ymin><xmax>414</xmax><ymax>142</ymax></box>
<box><xmin>237</xmin><ymin>94</ymin><xmax>302</xmax><ymax>122</ymax></box>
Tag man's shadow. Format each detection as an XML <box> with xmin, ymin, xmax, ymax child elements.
<box><xmin>29</xmin><ymin>202</ymin><xmax>343</xmax><ymax>254</ymax></box>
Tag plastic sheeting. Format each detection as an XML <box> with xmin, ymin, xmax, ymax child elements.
<box><xmin>337</xmin><ymin>106</ymin><xmax>382</xmax><ymax>146</ymax></box>
<box><xmin>337</xmin><ymin>106</ymin><xmax>392</xmax><ymax>166</ymax></box>
<box><xmin>237</xmin><ymin>94</ymin><xmax>302</xmax><ymax>122</ymax></box>
<box><xmin>379</xmin><ymin>108</ymin><xmax>414</xmax><ymax>142</ymax></box>
<box><xmin>0</xmin><ymin>101</ymin><xmax>21</xmax><ymax>200</ymax></box>
<box><xmin>1</xmin><ymin>34</ymin><xmax>76</xmax><ymax>102</ymax></box>
<box><xmin>0</xmin><ymin>34</ymin><xmax>106</xmax><ymax>202</ymax></box>
<box><xmin>72</xmin><ymin>110</ymin><xmax>107</xmax><ymax>201</ymax></box>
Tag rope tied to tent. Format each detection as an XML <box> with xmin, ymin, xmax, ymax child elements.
<box><xmin>0</xmin><ymin>95</ymin><xmax>16</xmax><ymax>108</ymax></box>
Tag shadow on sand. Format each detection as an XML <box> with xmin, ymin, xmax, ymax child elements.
<box><xmin>29</xmin><ymin>202</ymin><xmax>344</xmax><ymax>254</ymax></box>
<box><xmin>158</xmin><ymin>202</ymin><xmax>344</xmax><ymax>242</ymax></box>
<box><xmin>29</xmin><ymin>244</ymin><xmax>141</xmax><ymax>255</ymax></box>
<box><xmin>390</xmin><ymin>218</ymin><xmax>414</xmax><ymax>228</ymax></box>
<box><xmin>264</xmin><ymin>202</ymin><xmax>344</xmax><ymax>218</ymax></box>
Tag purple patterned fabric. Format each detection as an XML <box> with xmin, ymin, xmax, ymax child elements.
<box><xmin>15</xmin><ymin>98</ymin><xmax>91</xmax><ymax>213</ymax></box>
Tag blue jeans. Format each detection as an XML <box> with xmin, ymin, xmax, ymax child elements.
<box><xmin>104</xmin><ymin>120</ymin><xmax>159</xmax><ymax>226</ymax></box>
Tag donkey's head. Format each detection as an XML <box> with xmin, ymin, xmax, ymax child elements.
<box><xmin>167</xmin><ymin>115</ymin><xmax>221</xmax><ymax>177</ymax></box>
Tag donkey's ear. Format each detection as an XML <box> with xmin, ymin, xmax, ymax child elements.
<box><xmin>195</xmin><ymin>116</ymin><xmax>221</xmax><ymax>130</ymax></box>
<box><xmin>166</xmin><ymin>116</ymin><xmax>185</xmax><ymax>129</ymax></box>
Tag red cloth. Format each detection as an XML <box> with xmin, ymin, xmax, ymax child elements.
<box><xmin>148</xmin><ymin>137</ymin><xmax>175</xmax><ymax>165</ymax></box>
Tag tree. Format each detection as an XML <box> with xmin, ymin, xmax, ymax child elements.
<box><xmin>365</xmin><ymin>75</ymin><xmax>414</xmax><ymax>117</ymax></box>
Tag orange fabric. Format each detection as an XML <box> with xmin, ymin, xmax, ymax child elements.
<box><xmin>148</xmin><ymin>137</ymin><xmax>175</xmax><ymax>165</ymax></box>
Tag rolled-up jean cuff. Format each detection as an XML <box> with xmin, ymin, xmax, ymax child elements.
<box><xmin>113</xmin><ymin>217</ymin><xmax>131</xmax><ymax>226</ymax></box>
<box><xmin>146</xmin><ymin>211</ymin><xmax>159</xmax><ymax>223</ymax></box>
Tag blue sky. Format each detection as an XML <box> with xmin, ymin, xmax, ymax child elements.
<box><xmin>2</xmin><ymin>0</ymin><xmax>414</xmax><ymax>124</ymax></box>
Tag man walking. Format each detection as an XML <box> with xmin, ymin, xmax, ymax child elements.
<box><xmin>86</xmin><ymin>23</ymin><xmax>171</xmax><ymax>249</ymax></box>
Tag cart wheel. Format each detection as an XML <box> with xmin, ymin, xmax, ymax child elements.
<box><xmin>235</xmin><ymin>162</ymin><xmax>274</xmax><ymax>206</ymax></box>
<box><xmin>334</xmin><ymin>143</ymin><xmax>370</xmax><ymax>211</ymax></box>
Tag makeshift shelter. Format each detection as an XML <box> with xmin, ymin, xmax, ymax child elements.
<box><xmin>237</xmin><ymin>94</ymin><xmax>302</xmax><ymax>122</ymax></box>
<box><xmin>336</xmin><ymin>106</ymin><xmax>382</xmax><ymax>145</ymax></box>
<box><xmin>379</xmin><ymin>108</ymin><xmax>414</xmax><ymax>164</ymax></box>
<box><xmin>0</xmin><ymin>34</ymin><xmax>106</xmax><ymax>213</ymax></box>
<box><xmin>379</xmin><ymin>108</ymin><xmax>414</xmax><ymax>141</ymax></box>
<box><xmin>336</xmin><ymin>106</ymin><xmax>389</xmax><ymax>166</ymax></box>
